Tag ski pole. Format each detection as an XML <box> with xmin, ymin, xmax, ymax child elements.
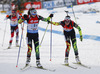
<box><xmin>16</xmin><ymin>23</ymin><xmax>24</xmax><ymax>67</ymax></box>
<box><xmin>22</xmin><ymin>23</ymin><xmax>25</xmax><ymax>47</ymax></box>
<box><xmin>39</xmin><ymin>23</ymin><xmax>49</xmax><ymax>46</ymax></box>
<box><xmin>50</xmin><ymin>17</ymin><xmax>52</xmax><ymax>61</ymax></box>
<box><xmin>71</xmin><ymin>2</ymin><xmax>77</xmax><ymax>23</ymax></box>
<box><xmin>2</xmin><ymin>20</ymin><xmax>7</xmax><ymax>47</ymax></box>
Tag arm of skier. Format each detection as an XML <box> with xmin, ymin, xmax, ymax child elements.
<box><xmin>48</xmin><ymin>14</ymin><xmax>60</xmax><ymax>26</ymax></box>
<box><xmin>43</xmin><ymin>17</ymin><xmax>60</xmax><ymax>26</ymax></box>
<box><xmin>38</xmin><ymin>14</ymin><xmax>59</xmax><ymax>25</ymax></box>
<box><xmin>4</xmin><ymin>15</ymin><xmax>11</xmax><ymax>20</ymax></box>
<box><xmin>50</xmin><ymin>21</ymin><xmax>60</xmax><ymax>26</ymax></box>
<box><xmin>17</xmin><ymin>12</ymin><xmax>22</xmax><ymax>20</ymax></box>
<box><xmin>39</xmin><ymin>14</ymin><xmax>60</xmax><ymax>26</ymax></box>
<box><xmin>38</xmin><ymin>14</ymin><xmax>54</xmax><ymax>22</ymax></box>
<box><xmin>18</xmin><ymin>14</ymin><xmax>27</xmax><ymax>24</ymax></box>
<box><xmin>38</xmin><ymin>15</ymin><xmax>51</xmax><ymax>23</ymax></box>
<box><xmin>74</xmin><ymin>23</ymin><xmax>83</xmax><ymax>41</ymax></box>
<box><xmin>18</xmin><ymin>18</ymin><xmax>24</xmax><ymax>24</ymax></box>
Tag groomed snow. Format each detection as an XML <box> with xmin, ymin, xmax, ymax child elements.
<box><xmin>0</xmin><ymin>2</ymin><xmax>100</xmax><ymax>74</ymax></box>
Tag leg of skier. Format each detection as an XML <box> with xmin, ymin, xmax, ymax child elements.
<box><xmin>8</xmin><ymin>26</ymin><xmax>14</xmax><ymax>49</ymax></box>
<box><xmin>64</xmin><ymin>41</ymin><xmax>71</xmax><ymax>65</ymax></box>
<box><xmin>26</xmin><ymin>35</ymin><xmax>32</xmax><ymax>66</ymax></box>
<box><xmin>71</xmin><ymin>29</ymin><xmax>81</xmax><ymax>64</ymax></box>
<box><xmin>15</xmin><ymin>26</ymin><xmax>19</xmax><ymax>47</ymax></box>
<box><xmin>64</xmin><ymin>31</ymin><xmax>71</xmax><ymax>65</ymax></box>
<box><xmin>33</xmin><ymin>33</ymin><xmax>42</xmax><ymax>68</ymax></box>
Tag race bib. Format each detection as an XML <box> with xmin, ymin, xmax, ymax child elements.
<box><xmin>27</xmin><ymin>23</ymin><xmax>38</xmax><ymax>31</ymax></box>
<box><xmin>11</xmin><ymin>20</ymin><xmax>18</xmax><ymax>24</ymax></box>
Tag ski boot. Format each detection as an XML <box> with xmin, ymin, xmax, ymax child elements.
<box><xmin>8</xmin><ymin>43</ymin><xmax>12</xmax><ymax>49</ymax></box>
<box><xmin>36</xmin><ymin>60</ymin><xmax>43</xmax><ymax>68</ymax></box>
<box><xmin>64</xmin><ymin>57</ymin><xmax>69</xmax><ymax>66</ymax></box>
<box><xmin>25</xmin><ymin>57</ymin><xmax>30</xmax><ymax>66</ymax></box>
<box><xmin>16</xmin><ymin>40</ymin><xmax>19</xmax><ymax>47</ymax></box>
<box><xmin>75</xmin><ymin>55</ymin><xmax>81</xmax><ymax>64</ymax></box>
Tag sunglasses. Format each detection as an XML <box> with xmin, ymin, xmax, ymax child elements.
<box><xmin>65</xmin><ymin>20</ymin><xmax>70</xmax><ymax>23</ymax></box>
<box><xmin>30</xmin><ymin>10</ymin><xmax>37</xmax><ymax>15</ymax></box>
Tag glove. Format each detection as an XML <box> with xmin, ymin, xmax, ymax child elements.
<box><xmin>18</xmin><ymin>19</ymin><xmax>23</xmax><ymax>24</ymax></box>
<box><xmin>49</xmin><ymin>14</ymin><xmax>53</xmax><ymax>18</ymax></box>
<box><xmin>47</xmin><ymin>20</ymin><xmax>51</xmax><ymax>24</ymax></box>
<box><xmin>6</xmin><ymin>15</ymin><xmax>9</xmax><ymax>18</ymax></box>
<box><xmin>80</xmin><ymin>35</ymin><xmax>83</xmax><ymax>41</ymax></box>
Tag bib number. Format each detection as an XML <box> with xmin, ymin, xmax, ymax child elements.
<box><xmin>28</xmin><ymin>24</ymin><xmax>38</xmax><ymax>31</ymax></box>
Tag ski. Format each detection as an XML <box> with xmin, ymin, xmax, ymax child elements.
<box><xmin>63</xmin><ymin>64</ymin><xmax>77</xmax><ymax>69</ymax></box>
<box><xmin>4</xmin><ymin>48</ymin><xmax>11</xmax><ymax>50</ymax></box>
<box><xmin>73</xmin><ymin>62</ymin><xmax>91</xmax><ymax>69</ymax></box>
<box><xmin>3</xmin><ymin>46</ymin><xmax>19</xmax><ymax>50</ymax></box>
<box><xmin>21</xmin><ymin>65</ymin><xmax>31</xmax><ymax>70</ymax></box>
<box><xmin>33</xmin><ymin>66</ymin><xmax>56</xmax><ymax>72</ymax></box>
<box><xmin>21</xmin><ymin>65</ymin><xmax>56</xmax><ymax>72</ymax></box>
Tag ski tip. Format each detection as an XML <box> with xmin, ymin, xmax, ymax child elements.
<box><xmin>50</xmin><ymin>59</ymin><xmax>51</xmax><ymax>61</ymax></box>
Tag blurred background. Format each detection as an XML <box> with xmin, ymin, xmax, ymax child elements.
<box><xmin>0</xmin><ymin>0</ymin><xmax>100</xmax><ymax>13</ymax></box>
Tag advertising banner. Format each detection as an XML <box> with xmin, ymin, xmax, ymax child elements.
<box><xmin>0</xmin><ymin>4</ymin><xmax>10</xmax><ymax>11</ymax></box>
<box><xmin>43</xmin><ymin>0</ymin><xmax>77</xmax><ymax>9</ymax></box>
<box><xmin>43</xmin><ymin>1</ymin><xmax>54</xmax><ymax>8</ymax></box>
<box><xmin>32</xmin><ymin>2</ymin><xmax>42</xmax><ymax>9</ymax></box>
<box><xmin>43</xmin><ymin>0</ymin><xmax>64</xmax><ymax>8</ymax></box>
<box><xmin>54</xmin><ymin>0</ymin><xmax>64</xmax><ymax>7</ymax></box>
<box><xmin>4</xmin><ymin>4</ymin><xmax>10</xmax><ymax>11</ymax></box>
<box><xmin>0</xmin><ymin>4</ymin><xmax>2</xmax><ymax>11</ymax></box>
<box><xmin>64</xmin><ymin>0</ymin><xmax>77</xmax><ymax>6</ymax></box>
<box><xmin>94</xmin><ymin>0</ymin><xmax>100</xmax><ymax>2</ymax></box>
<box><xmin>24</xmin><ymin>2</ymin><xmax>42</xmax><ymax>10</ymax></box>
<box><xmin>77</xmin><ymin>0</ymin><xmax>94</xmax><ymax>4</ymax></box>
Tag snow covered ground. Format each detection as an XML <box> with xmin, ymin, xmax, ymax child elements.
<box><xmin>0</xmin><ymin>2</ymin><xmax>100</xmax><ymax>74</ymax></box>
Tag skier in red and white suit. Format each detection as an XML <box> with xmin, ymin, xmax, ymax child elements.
<box><xmin>6</xmin><ymin>10</ymin><xmax>21</xmax><ymax>49</ymax></box>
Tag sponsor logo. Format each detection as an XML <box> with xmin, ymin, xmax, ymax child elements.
<box><xmin>34</xmin><ymin>20</ymin><xmax>38</xmax><ymax>22</ymax></box>
<box><xmin>11</xmin><ymin>18</ymin><xmax>17</xmax><ymax>21</ymax></box>
<box><xmin>30</xmin><ymin>20</ymin><xmax>33</xmax><ymax>23</ymax></box>
<box><xmin>24</xmin><ymin>2</ymin><xmax>41</xmax><ymax>10</ymax></box>
<box><xmin>32</xmin><ymin>4</ymin><xmax>41</xmax><ymax>9</ymax></box>
<box><xmin>77</xmin><ymin>0</ymin><xmax>94</xmax><ymax>4</ymax></box>
<box><xmin>30</xmin><ymin>20</ymin><xmax>38</xmax><ymax>23</ymax></box>
<box><xmin>26</xmin><ymin>4</ymin><xmax>31</xmax><ymax>10</ymax></box>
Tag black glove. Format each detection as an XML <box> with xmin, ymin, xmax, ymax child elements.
<box><xmin>47</xmin><ymin>20</ymin><xmax>51</xmax><ymax>24</ymax></box>
<box><xmin>49</xmin><ymin>14</ymin><xmax>53</xmax><ymax>18</ymax></box>
<box><xmin>80</xmin><ymin>35</ymin><xmax>83</xmax><ymax>41</ymax></box>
